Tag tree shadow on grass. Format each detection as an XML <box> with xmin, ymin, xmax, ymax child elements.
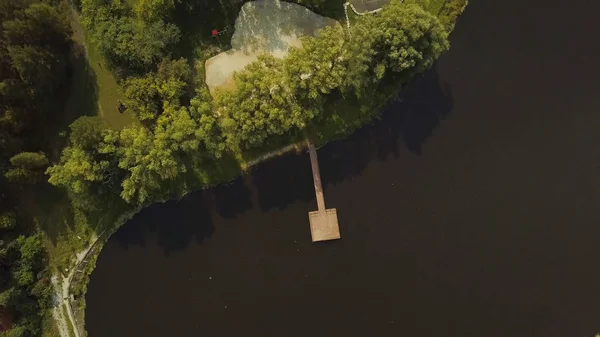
<box><xmin>63</xmin><ymin>43</ymin><xmax>99</xmax><ymax>119</ymax></box>
<box><xmin>28</xmin><ymin>183</ymin><xmax>75</xmax><ymax>246</ymax></box>
<box><xmin>46</xmin><ymin>42</ymin><xmax>99</xmax><ymax>160</ymax></box>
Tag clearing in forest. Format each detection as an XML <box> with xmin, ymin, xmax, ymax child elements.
<box><xmin>204</xmin><ymin>0</ymin><xmax>340</xmax><ymax>92</ymax></box>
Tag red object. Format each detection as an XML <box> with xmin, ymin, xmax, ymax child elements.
<box><xmin>212</xmin><ymin>29</ymin><xmax>219</xmax><ymax>37</ymax></box>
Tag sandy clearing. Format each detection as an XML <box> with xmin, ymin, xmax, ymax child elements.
<box><xmin>205</xmin><ymin>0</ymin><xmax>340</xmax><ymax>93</ymax></box>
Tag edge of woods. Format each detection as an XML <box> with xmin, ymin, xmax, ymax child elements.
<box><xmin>0</xmin><ymin>0</ymin><xmax>468</xmax><ymax>336</ymax></box>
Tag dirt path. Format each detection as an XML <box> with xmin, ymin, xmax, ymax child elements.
<box><xmin>51</xmin><ymin>276</ymin><xmax>71</xmax><ymax>337</ymax></box>
<box><xmin>52</xmin><ymin>236</ymin><xmax>97</xmax><ymax>337</ymax></box>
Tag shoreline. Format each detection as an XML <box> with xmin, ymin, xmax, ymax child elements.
<box><xmin>53</xmin><ymin>1</ymin><xmax>469</xmax><ymax>335</ymax></box>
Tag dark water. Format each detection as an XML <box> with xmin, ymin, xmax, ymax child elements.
<box><xmin>86</xmin><ymin>0</ymin><xmax>600</xmax><ymax>336</ymax></box>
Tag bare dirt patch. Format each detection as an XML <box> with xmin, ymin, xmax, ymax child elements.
<box><xmin>205</xmin><ymin>0</ymin><xmax>340</xmax><ymax>92</ymax></box>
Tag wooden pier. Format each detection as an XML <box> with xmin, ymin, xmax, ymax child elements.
<box><xmin>307</xmin><ymin>143</ymin><xmax>340</xmax><ymax>242</ymax></box>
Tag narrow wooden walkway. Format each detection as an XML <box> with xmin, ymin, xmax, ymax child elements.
<box><xmin>309</xmin><ymin>143</ymin><xmax>326</xmax><ymax>211</ymax></box>
<box><xmin>307</xmin><ymin>143</ymin><xmax>341</xmax><ymax>242</ymax></box>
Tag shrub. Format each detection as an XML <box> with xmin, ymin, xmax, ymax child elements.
<box><xmin>0</xmin><ymin>212</ymin><xmax>17</xmax><ymax>230</ymax></box>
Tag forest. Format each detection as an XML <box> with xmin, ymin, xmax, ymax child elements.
<box><xmin>0</xmin><ymin>0</ymin><xmax>466</xmax><ymax>335</ymax></box>
<box><xmin>49</xmin><ymin>0</ymin><xmax>451</xmax><ymax>206</ymax></box>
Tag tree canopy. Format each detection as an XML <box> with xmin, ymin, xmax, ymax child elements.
<box><xmin>345</xmin><ymin>2</ymin><xmax>449</xmax><ymax>93</ymax></box>
<box><xmin>81</xmin><ymin>0</ymin><xmax>180</xmax><ymax>73</ymax></box>
<box><xmin>4</xmin><ymin>152</ymin><xmax>49</xmax><ymax>183</ymax></box>
<box><xmin>49</xmin><ymin>0</ymin><xmax>452</xmax><ymax>208</ymax></box>
<box><xmin>135</xmin><ymin>0</ymin><xmax>177</xmax><ymax>22</ymax></box>
<box><xmin>123</xmin><ymin>58</ymin><xmax>192</xmax><ymax>121</ymax></box>
<box><xmin>46</xmin><ymin>117</ymin><xmax>118</xmax><ymax>210</ymax></box>
<box><xmin>0</xmin><ymin>1</ymin><xmax>72</xmax><ymax>156</ymax></box>
<box><xmin>0</xmin><ymin>233</ymin><xmax>52</xmax><ymax>336</ymax></box>
<box><xmin>216</xmin><ymin>55</ymin><xmax>309</xmax><ymax>149</ymax></box>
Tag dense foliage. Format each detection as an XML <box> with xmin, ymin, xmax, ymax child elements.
<box><xmin>47</xmin><ymin>0</ymin><xmax>451</xmax><ymax>207</ymax></box>
<box><xmin>0</xmin><ymin>0</ymin><xmax>73</xmax><ymax>334</ymax></box>
<box><xmin>135</xmin><ymin>0</ymin><xmax>176</xmax><ymax>22</ymax></box>
<box><xmin>4</xmin><ymin>152</ymin><xmax>49</xmax><ymax>184</ymax></box>
<box><xmin>81</xmin><ymin>0</ymin><xmax>180</xmax><ymax>73</ymax></box>
<box><xmin>217</xmin><ymin>1</ymin><xmax>448</xmax><ymax>150</ymax></box>
<box><xmin>0</xmin><ymin>0</ymin><xmax>71</xmax><ymax>158</ymax></box>
<box><xmin>0</xmin><ymin>234</ymin><xmax>53</xmax><ymax>336</ymax></box>
<box><xmin>46</xmin><ymin>116</ymin><xmax>118</xmax><ymax>210</ymax></box>
<box><xmin>438</xmin><ymin>0</ymin><xmax>468</xmax><ymax>30</ymax></box>
<box><xmin>345</xmin><ymin>3</ymin><xmax>449</xmax><ymax>94</ymax></box>
<box><xmin>123</xmin><ymin>58</ymin><xmax>193</xmax><ymax>122</ymax></box>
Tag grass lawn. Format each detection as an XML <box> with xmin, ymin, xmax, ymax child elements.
<box><xmin>82</xmin><ymin>34</ymin><xmax>137</xmax><ymax>130</ymax></box>
<box><xmin>69</xmin><ymin>8</ymin><xmax>136</xmax><ymax>130</ymax></box>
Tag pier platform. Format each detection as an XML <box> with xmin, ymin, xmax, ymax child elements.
<box><xmin>307</xmin><ymin>143</ymin><xmax>341</xmax><ymax>242</ymax></box>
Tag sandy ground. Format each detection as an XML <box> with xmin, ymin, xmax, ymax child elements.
<box><xmin>349</xmin><ymin>0</ymin><xmax>390</xmax><ymax>13</ymax></box>
<box><xmin>51</xmin><ymin>276</ymin><xmax>71</xmax><ymax>337</ymax></box>
<box><xmin>205</xmin><ymin>0</ymin><xmax>340</xmax><ymax>92</ymax></box>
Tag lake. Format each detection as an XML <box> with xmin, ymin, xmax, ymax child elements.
<box><xmin>86</xmin><ymin>0</ymin><xmax>600</xmax><ymax>336</ymax></box>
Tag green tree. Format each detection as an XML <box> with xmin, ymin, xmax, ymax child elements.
<box><xmin>438</xmin><ymin>0</ymin><xmax>468</xmax><ymax>30</ymax></box>
<box><xmin>284</xmin><ymin>25</ymin><xmax>347</xmax><ymax>103</ymax></box>
<box><xmin>0</xmin><ymin>212</ymin><xmax>16</xmax><ymax>230</ymax></box>
<box><xmin>6</xmin><ymin>45</ymin><xmax>61</xmax><ymax>93</ymax></box>
<box><xmin>117</xmin><ymin>125</ymin><xmax>177</xmax><ymax>204</ymax></box>
<box><xmin>2</xmin><ymin>3</ymin><xmax>71</xmax><ymax>96</ymax></box>
<box><xmin>345</xmin><ymin>1</ymin><xmax>449</xmax><ymax>94</ymax></box>
<box><xmin>8</xmin><ymin>152</ymin><xmax>48</xmax><ymax>170</ymax></box>
<box><xmin>69</xmin><ymin>116</ymin><xmax>111</xmax><ymax>150</ymax></box>
<box><xmin>4</xmin><ymin>168</ymin><xmax>37</xmax><ymax>184</ymax></box>
<box><xmin>46</xmin><ymin>147</ymin><xmax>104</xmax><ymax>195</ymax></box>
<box><xmin>0</xmin><ymin>2</ymin><xmax>72</xmax><ymax>157</ymax></box>
<box><xmin>135</xmin><ymin>0</ymin><xmax>176</xmax><ymax>22</ymax></box>
<box><xmin>123</xmin><ymin>58</ymin><xmax>192</xmax><ymax>121</ymax></box>
<box><xmin>189</xmin><ymin>88</ymin><xmax>225</xmax><ymax>158</ymax></box>
<box><xmin>93</xmin><ymin>17</ymin><xmax>180</xmax><ymax>72</ymax></box>
<box><xmin>5</xmin><ymin>152</ymin><xmax>49</xmax><ymax>183</ymax></box>
<box><xmin>123</xmin><ymin>75</ymin><xmax>162</xmax><ymax>121</ymax></box>
<box><xmin>11</xmin><ymin>235</ymin><xmax>44</xmax><ymax>287</ymax></box>
<box><xmin>215</xmin><ymin>55</ymin><xmax>308</xmax><ymax>149</ymax></box>
<box><xmin>46</xmin><ymin>118</ymin><xmax>119</xmax><ymax>209</ymax></box>
<box><xmin>115</xmin><ymin>91</ymin><xmax>225</xmax><ymax>205</ymax></box>
<box><xmin>0</xmin><ymin>233</ymin><xmax>52</xmax><ymax>336</ymax></box>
